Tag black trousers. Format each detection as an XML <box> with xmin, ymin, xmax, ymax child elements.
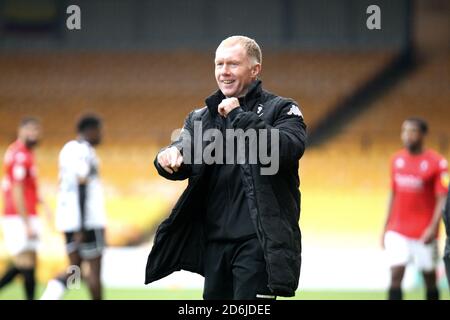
<box><xmin>444</xmin><ymin>238</ymin><xmax>450</xmax><ymax>289</ymax></box>
<box><xmin>203</xmin><ymin>236</ymin><xmax>275</xmax><ymax>300</ymax></box>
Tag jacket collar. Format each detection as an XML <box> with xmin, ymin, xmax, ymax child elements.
<box><xmin>205</xmin><ymin>80</ymin><xmax>263</xmax><ymax>116</ymax></box>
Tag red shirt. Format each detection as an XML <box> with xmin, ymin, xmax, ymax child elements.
<box><xmin>387</xmin><ymin>149</ymin><xmax>449</xmax><ymax>239</ymax></box>
<box><xmin>2</xmin><ymin>140</ymin><xmax>39</xmax><ymax>216</ymax></box>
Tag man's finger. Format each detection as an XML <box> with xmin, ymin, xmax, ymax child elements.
<box><xmin>218</xmin><ymin>104</ymin><xmax>225</xmax><ymax>116</ymax></box>
<box><xmin>164</xmin><ymin>152</ymin><xmax>174</xmax><ymax>167</ymax></box>
<box><xmin>171</xmin><ymin>159</ymin><xmax>180</xmax><ymax>172</ymax></box>
<box><xmin>162</xmin><ymin>165</ymin><xmax>174</xmax><ymax>174</ymax></box>
<box><xmin>175</xmin><ymin>154</ymin><xmax>183</xmax><ymax>167</ymax></box>
<box><xmin>169</xmin><ymin>152</ymin><xmax>178</xmax><ymax>168</ymax></box>
<box><xmin>158</xmin><ymin>152</ymin><xmax>167</xmax><ymax>167</ymax></box>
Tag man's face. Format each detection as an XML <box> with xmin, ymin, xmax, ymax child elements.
<box><xmin>401</xmin><ymin>121</ymin><xmax>424</xmax><ymax>150</ymax></box>
<box><xmin>19</xmin><ymin>123</ymin><xmax>41</xmax><ymax>149</ymax></box>
<box><xmin>87</xmin><ymin>127</ymin><xmax>102</xmax><ymax>146</ymax></box>
<box><xmin>215</xmin><ymin>43</ymin><xmax>260</xmax><ymax>98</ymax></box>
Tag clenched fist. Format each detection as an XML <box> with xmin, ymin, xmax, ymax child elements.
<box><xmin>218</xmin><ymin>97</ymin><xmax>240</xmax><ymax>117</ymax></box>
<box><xmin>157</xmin><ymin>146</ymin><xmax>183</xmax><ymax>174</ymax></box>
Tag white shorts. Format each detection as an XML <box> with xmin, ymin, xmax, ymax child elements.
<box><xmin>1</xmin><ymin>215</ymin><xmax>40</xmax><ymax>256</ymax></box>
<box><xmin>384</xmin><ymin>230</ymin><xmax>438</xmax><ymax>272</ymax></box>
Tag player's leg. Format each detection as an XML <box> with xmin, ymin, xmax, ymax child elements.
<box><xmin>389</xmin><ymin>265</ymin><xmax>406</xmax><ymax>300</ymax></box>
<box><xmin>2</xmin><ymin>216</ymin><xmax>39</xmax><ymax>299</ymax></box>
<box><xmin>40</xmin><ymin>232</ymin><xmax>83</xmax><ymax>300</ymax></box>
<box><xmin>0</xmin><ymin>218</ymin><xmax>18</xmax><ymax>290</ymax></box>
<box><xmin>80</xmin><ymin>229</ymin><xmax>105</xmax><ymax>300</ymax></box>
<box><xmin>203</xmin><ymin>241</ymin><xmax>233</xmax><ymax>300</ymax></box>
<box><xmin>13</xmin><ymin>250</ymin><xmax>37</xmax><ymax>300</ymax></box>
<box><xmin>0</xmin><ymin>264</ymin><xmax>21</xmax><ymax>290</ymax></box>
<box><xmin>0</xmin><ymin>217</ymin><xmax>24</xmax><ymax>290</ymax></box>
<box><xmin>58</xmin><ymin>234</ymin><xmax>84</xmax><ymax>286</ymax></box>
<box><xmin>384</xmin><ymin>231</ymin><xmax>410</xmax><ymax>300</ymax></box>
<box><xmin>414</xmin><ymin>239</ymin><xmax>439</xmax><ymax>300</ymax></box>
<box><xmin>231</xmin><ymin>237</ymin><xmax>275</xmax><ymax>300</ymax></box>
<box><xmin>85</xmin><ymin>255</ymin><xmax>102</xmax><ymax>300</ymax></box>
<box><xmin>60</xmin><ymin>248</ymin><xmax>83</xmax><ymax>285</ymax></box>
<box><xmin>422</xmin><ymin>270</ymin><xmax>439</xmax><ymax>300</ymax></box>
<box><xmin>40</xmin><ymin>250</ymin><xmax>82</xmax><ymax>300</ymax></box>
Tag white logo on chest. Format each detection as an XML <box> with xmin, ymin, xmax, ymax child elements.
<box><xmin>394</xmin><ymin>173</ymin><xmax>424</xmax><ymax>190</ymax></box>
<box><xmin>395</xmin><ymin>158</ymin><xmax>405</xmax><ymax>168</ymax></box>
<box><xmin>420</xmin><ymin>160</ymin><xmax>429</xmax><ymax>172</ymax></box>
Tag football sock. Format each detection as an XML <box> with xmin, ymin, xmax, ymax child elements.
<box><xmin>426</xmin><ymin>288</ymin><xmax>439</xmax><ymax>300</ymax></box>
<box><xmin>20</xmin><ymin>267</ymin><xmax>36</xmax><ymax>300</ymax></box>
<box><xmin>388</xmin><ymin>287</ymin><xmax>403</xmax><ymax>300</ymax></box>
<box><xmin>0</xmin><ymin>265</ymin><xmax>20</xmax><ymax>289</ymax></box>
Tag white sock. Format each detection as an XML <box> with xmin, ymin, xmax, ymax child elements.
<box><xmin>40</xmin><ymin>279</ymin><xmax>66</xmax><ymax>300</ymax></box>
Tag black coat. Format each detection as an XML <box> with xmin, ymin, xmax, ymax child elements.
<box><xmin>145</xmin><ymin>80</ymin><xmax>307</xmax><ymax>297</ymax></box>
<box><xmin>444</xmin><ymin>186</ymin><xmax>450</xmax><ymax>257</ymax></box>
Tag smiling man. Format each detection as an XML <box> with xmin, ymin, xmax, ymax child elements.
<box><xmin>215</xmin><ymin>37</ymin><xmax>261</xmax><ymax>100</ymax></box>
<box><xmin>146</xmin><ymin>36</ymin><xmax>307</xmax><ymax>300</ymax></box>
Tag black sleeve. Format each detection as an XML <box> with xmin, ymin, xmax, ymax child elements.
<box><xmin>154</xmin><ymin>111</ymin><xmax>195</xmax><ymax>181</ymax></box>
<box><xmin>228</xmin><ymin>99</ymin><xmax>307</xmax><ymax>167</ymax></box>
<box><xmin>78</xmin><ymin>183</ymin><xmax>87</xmax><ymax>232</ymax></box>
<box><xmin>443</xmin><ymin>185</ymin><xmax>450</xmax><ymax>237</ymax></box>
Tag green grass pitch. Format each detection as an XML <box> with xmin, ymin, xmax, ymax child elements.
<box><xmin>0</xmin><ymin>282</ymin><xmax>448</xmax><ymax>300</ymax></box>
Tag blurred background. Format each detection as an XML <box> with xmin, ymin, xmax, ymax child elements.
<box><xmin>0</xmin><ymin>0</ymin><xmax>449</xmax><ymax>299</ymax></box>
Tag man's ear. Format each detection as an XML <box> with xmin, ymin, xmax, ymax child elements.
<box><xmin>252</xmin><ymin>63</ymin><xmax>261</xmax><ymax>78</ymax></box>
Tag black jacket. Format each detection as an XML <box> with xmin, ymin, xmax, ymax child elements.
<box><xmin>145</xmin><ymin>80</ymin><xmax>307</xmax><ymax>297</ymax></box>
<box><xmin>444</xmin><ymin>185</ymin><xmax>450</xmax><ymax>257</ymax></box>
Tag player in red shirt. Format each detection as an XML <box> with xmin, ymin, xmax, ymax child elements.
<box><xmin>0</xmin><ymin>117</ymin><xmax>50</xmax><ymax>299</ymax></box>
<box><xmin>381</xmin><ymin>117</ymin><xmax>448</xmax><ymax>300</ymax></box>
